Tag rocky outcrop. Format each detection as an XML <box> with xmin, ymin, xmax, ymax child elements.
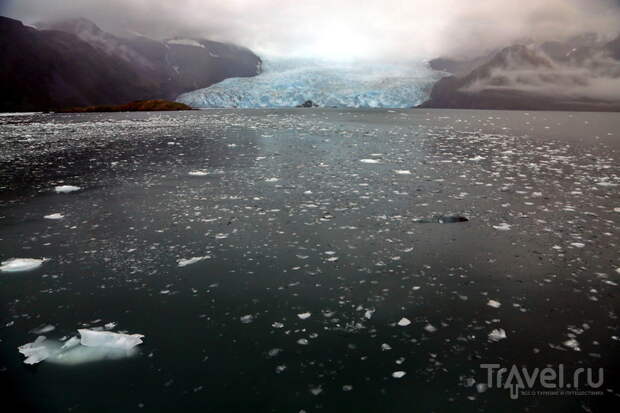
<box><xmin>422</xmin><ymin>38</ymin><xmax>620</xmax><ymax>112</ymax></box>
<box><xmin>0</xmin><ymin>16</ymin><xmax>261</xmax><ymax>111</ymax></box>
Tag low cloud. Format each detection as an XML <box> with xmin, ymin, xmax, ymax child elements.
<box><xmin>2</xmin><ymin>0</ymin><xmax>620</xmax><ymax>60</ymax></box>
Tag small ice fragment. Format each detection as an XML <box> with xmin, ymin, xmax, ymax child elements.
<box><xmin>240</xmin><ymin>315</ymin><xmax>254</xmax><ymax>324</ymax></box>
<box><xmin>381</xmin><ymin>343</ymin><xmax>392</xmax><ymax>351</ymax></box>
<box><xmin>177</xmin><ymin>256</ymin><xmax>210</xmax><ymax>267</ymax></box>
<box><xmin>570</xmin><ymin>242</ymin><xmax>585</xmax><ymax>248</ymax></box>
<box><xmin>488</xmin><ymin>328</ymin><xmax>507</xmax><ymax>342</ymax></box>
<box><xmin>297</xmin><ymin>312</ymin><xmax>311</xmax><ymax>320</ymax></box>
<box><xmin>424</xmin><ymin>324</ymin><xmax>437</xmax><ymax>333</ymax></box>
<box><xmin>54</xmin><ymin>185</ymin><xmax>81</xmax><ymax>193</ymax></box>
<box><xmin>44</xmin><ymin>213</ymin><xmax>64</xmax><ymax>220</ymax></box>
<box><xmin>493</xmin><ymin>223</ymin><xmax>511</xmax><ymax>231</ymax></box>
<box><xmin>397</xmin><ymin>318</ymin><xmax>411</xmax><ymax>327</ymax></box>
<box><xmin>364</xmin><ymin>309</ymin><xmax>374</xmax><ymax>319</ymax></box>
<box><xmin>342</xmin><ymin>385</ymin><xmax>353</xmax><ymax>391</ymax></box>
<box><xmin>1</xmin><ymin>258</ymin><xmax>47</xmax><ymax>272</ymax></box>
<box><xmin>309</xmin><ymin>386</ymin><xmax>323</xmax><ymax>396</ymax></box>
<box><xmin>272</xmin><ymin>322</ymin><xmax>284</xmax><ymax>328</ymax></box>
<box><xmin>18</xmin><ymin>336</ymin><xmax>50</xmax><ymax>365</ymax></box>
<box><xmin>360</xmin><ymin>159</ymin><xmax>380</xmax><ymax>164</ymax></box>
<box><xmin>297</xmin><ymin>338</ymin><xmax>309</xmax><ymax>345</ymax></box>
<box><xmin>614</xmin><ymin>207</ymin><xmax>620</xmax><ymax>213</ymax></box>
<box><xmin>188</xmin><ymin>170</ymin><xmax>209</xmax><ymax>176</ymax></box>
<box><xmin>78</xmin><ymin>329</ymin><xmax>144</xmax><ymax>350</ymax></box>
<box><xmin>394</xmin><ymin>170</ymin><xmax>411</xmax><ymax>175</ymax></box>
<box><xmin>31</xmin><ymin>324</ymin><xmax>55</xmax><ymax>334</ymax></box>
<box><xmin>563</xmin><ymin>339</ymin><xmax>581</xmax><ymax>351</ymax></box>
<box><xmin>487</xmin><ymin>300</ymin><xmax>501</xmax><ymax>308</ymax></box>
<box><xmin>392</xmin><ymin>371</ymin><xmax>406</xmax><ymax>378</ymax></box>
<box><xmin>265</xmin><ymin>177</ymin><xmax>279</xmax><ymax>182</ymax></box>
<box><xmin>468</xmin><ymin>156</ymin><xmax>485</xmax><ymax>161</ymax></box>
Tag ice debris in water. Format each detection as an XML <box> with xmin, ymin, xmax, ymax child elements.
<box><xmin>297</xmin><ymin>312</ymin><xmax>312</xmax><ymax>320</ymax></box>
<box><xmin>44</xmin><ymin>213</ymin><xmax>64</xmax><ymax>220</ymax></box>
<box><xmin>394</xmin><ymin>170</ymin><xmax>411</xmax><ymax>175</ymax></box>
<box><xmin>487</xmin><ymin>300</ymin><xmax>501</xmax><ymax>308</ymax></box>
<box><xmin>240</xmin><ymin>315</ymin><xmax>254</xmax><ymax>324</ymax></box>
<box><xmin>31</xmin><ymin>324</ymin><xmax>55</xmax><ymax>334</ymax></box>
<box><xmin>488</xmin><ymin>329</ymin><xmax>507</xmax><ymax>342</ymax></box>
<box><xmin>424</xmin><ymin>324</ymin><xmax>437</xmax><ymax>333</ymax></box>
<box><xmin>360</xmin><ymin>159</ymin><xmax>380</xmax><ymax>164</ymax></box>
<box><xmin>1</xmin><ymin>258</ymin><xmax>47</xmax><ymax>272</ymax></box>
<box><xmin>54</xmin><ymin>185</ymin><xmax>81</xmax><ymax>193</ymax></box>
<box><xmin>563</xmin><ymin>339</ymin><xmax>581</xmax><ymax>351</ymax></box>
<box><xmin>397</xmin><ymin>318</ymin><xmax>411</xmax><ymax>327</ymax></box>
<box><xmin>493</xmin><ymin>223</ymin><xmax>512</xmax><ymax>231</ymax></box>
<box><xmin>177</xmin><ymin>256</ymin><xmax>210</xmax><ymax>267</ymax></box>
<box><xmin>78</xmin><ymin>329</ymin><xmax>144</xmax><ymax>350</ymax></box>
<box><xmin>392</xmin><ymin>371</ymin><xmax>406</xmax><ymax>378</ymax></box>
<box><xmin>18</xmin><ymin>329</ymin><xmax>144</xmax><ymax>365</ymax></box>
<box><xmin>188</xmin><ymin>170</ymin><xmax>210</xmax><ymax>176</ymax></box>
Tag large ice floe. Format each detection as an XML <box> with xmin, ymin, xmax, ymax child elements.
<box><xmin>0</xmin><ymin>258</ymin><xmax>47</xmax><ymax>272</ymax></box>
<box><xmin>18</xmin><ymin>329</ymin><xmax>144</xmax><ymax>365</ymax></box>
<box><xmin>177</xmin><ymin>57</ymin><xmax>440</xmax><ymax>108</ymax></box>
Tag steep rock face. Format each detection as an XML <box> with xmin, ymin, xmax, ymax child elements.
<box><xmin>0</xmin><ymin>16</ymin><xmax>158</xmax><ymax>111</ymax></box>
<box><xmin>0</xmin><ymin>16</ymin><xmax>261</xmax><ymax>111</ymax></box>
<box><xmin>421</xmin><ymin>41</ymin><xmax>620</xmax><ymax>112</ymax></box>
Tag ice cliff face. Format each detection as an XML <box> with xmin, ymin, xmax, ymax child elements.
<box><xmin>176</xmin><ymin>57</ymin><xmax>440</xmax><ymax>108</ymax></box>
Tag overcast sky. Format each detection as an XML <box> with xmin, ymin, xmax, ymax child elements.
<box><xmin>3</xmin><ymin>0</ymin><xmax>620</xmax><ymax>60</ymax></box>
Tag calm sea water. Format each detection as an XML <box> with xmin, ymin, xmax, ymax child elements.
<box><xmin>0</xmin><ymin>109</ymin><xmax>618</xmax><ymax>412</ymax></box>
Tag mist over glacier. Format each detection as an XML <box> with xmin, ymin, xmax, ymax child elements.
<box><xmin>176</xmin><ymin>57</ymin><xmax>442</xmax><ymax>108</ymax></box>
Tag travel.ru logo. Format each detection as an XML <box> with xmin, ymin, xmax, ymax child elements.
<box><xmin>480</xmin><ymin>364</ymin><xmax>604</xmax><ymax>399</ymax></box>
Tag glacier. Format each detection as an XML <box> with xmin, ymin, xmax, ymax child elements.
<box><xmin>177</xmin><ymin>57</ymin><xmax>441</xmax><ymax>108</ymax></box>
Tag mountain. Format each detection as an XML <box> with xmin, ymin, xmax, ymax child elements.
<box><xmin>0</xmin><ymin>16</ymin><xmax>261</xmax><ymax>111</ymax></box>
<box><xmin>421</xmin><ymin>36</ymin><xmax>620</xmax><ymax>112</ymax></box>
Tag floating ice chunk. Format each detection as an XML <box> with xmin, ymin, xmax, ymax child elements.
<box><xmin>18</xmin><ymin>329</ymin><xmax>144</xmax><ymax>365</ymax></box>
<box><xmin>31</xmin><ymin>324</ymin><xmax>55</xmax><ymax>334</ymax></box>
<box><xmin>240</xmin><ymin>315</ymin><xmax>254</xmax><ymax>324</ymax></box>
<box><xmin>297</xmin><ymin>338</ymin><xmax>309</xmax><ymax>345</ymax></box>
<box><xmin>397</xmin><ymin>318</ymin><xmax>411</xmax><ymax>327</ymax></box>
<box><xmin>297</xmin><ymin>312</ymin><xmax>312</xmax><ymax>320</ymax></box>
<box><xmin>394</xmin><ymin>170</ymin><xmax>411</xmax><ymax>175</ymax></box>
<box><xmin>360</xmin><ymin>159</ymin><xmax>380</xmax><ymax>164</ymax></box>
<box><xmin>614</xmin><ymin>207</ymin><xmax>620</xmax><ymax>213</ymax></box>
<box><xmin>54</xmin><ymin>185</ymin><xmax>81</xmax><ymax>193</ymax></box>
<box><xmin>487</xmin><ymin>300</ymin><xmax>501</xmax><ymax>308</ymax></box>
<box><xmin>342</xmin><ymin>385</ymin><xmax>353</xmax><ymax>391</ymax></box>
<box><xmin>18</xmin><ymin>336</ymin><xmax>51</xmax><ymax>365</ymax></box>
<box><xmin>563</xmin><ymin>339</ymin><xmax>581</xmax><ymax>351</ymax></box>
<box><xmin>488</xmin><ymin>328</ymin><xmax>507</xmax><ymax>342</ymax></box>
<box><xmin>1</xmin><ymin>258</ymin><xmax>47</xmax><ymax>272</ymax></box>
<box><xmin>595</xmin><ymin>181</ymin><xmax>617</xmax><ymax>187</ymax></box>
<box><xmin>265</xmin><ymin>177</ymin><xmax>279</xmax><ymax>182</ymax></box>
<box><xmin>493</xmin><ymin>223</ymin><xmax>511</xmax><ymax>231</ymax></box>
<box><xmin>78</xmin><ymin>329</ymin><xmax>144</xmax><ymax>350</ymax></box>
<box><xmin>188</xmin><ymin>170</ymin><xmax>209</xmax><ymax>176</ymax></box>
<box><xmin>424</xmin><ymin>324</ymin><xmax>437</xmax><ymax>333</ymax></box>
<box><xmin>44</xmin><ymin>213</ymin><xmax>64</xmax><ymax>220</ymax></box>
<box><xmin>364</xmin><ymin>309</ymin><xmax>375</xmax><ymax>319</ymax></box>
<box><xmin>177</xmin><ymin>256</ymin><xmax>210</xmax><ymax>267</ymax></box>
<box><xmin>381</xmin><ymin>343</ymin><xmax>392</xmax><ymax>351</ymax></box>
<box><xmin>468</xmin><ymin>156</ymin><xmax>485</xmax><ymax>161</ymax></box>
<box><xmin>570</xmin><ymin>242</ymin><xmax>585</xmax><ymax>248</ymax></box>
<box><xmin>309</xmin><ymin>386</ymin><xmax>323</xmax><ymax>396</ymax></box>
<box><xmin>392</xmin><ymin>371</ymin><xmax>406</xmax><ymax>378</ymax></box>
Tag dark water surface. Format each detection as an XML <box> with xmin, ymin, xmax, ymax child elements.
<box><xmin>0</xmin><ymin>109</ymin><xmax>619</xmax><ymax>412</ymax></box>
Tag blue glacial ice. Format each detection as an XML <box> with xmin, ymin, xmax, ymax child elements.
<box><xmin>177</xmin><ymin>57</ymin><xmax>441</xmax><ymax>108</ymax></box>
